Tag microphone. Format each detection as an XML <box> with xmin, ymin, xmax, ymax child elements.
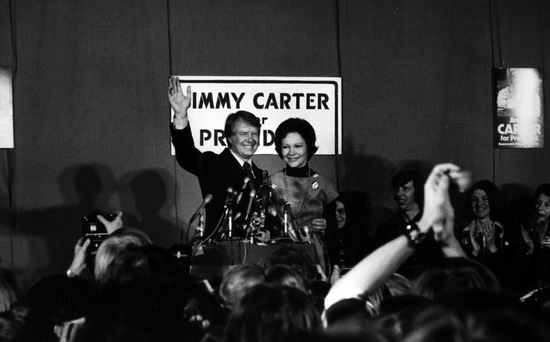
<box><xmin>260</xmin><ymin>183</ymin><xmax>270</xmax><ymax>214</ymax></box>
<box><xmin>189</xmin><ymin>194</ymin><xmax>213</xmax><ymax>223</ymax></box>
<box><xmin>244</xmin><ymin>190</ymin><xmax>257</xmax><ymax>222</ymax></box>
<box><xmin>283</xmin><ymin>202</ymin><xmax>301</xmax><ymax>242</ymax></box>
<box><xmin>235</xmin><ymin>177</ymin><xmax>250</xmax><ymax>207</ymax></box>
<box><xmin>196</xmin><ymin>213</ymin><xmax>205</xmax><ymax>237</ymax></box>
<box><xmin>224</xmin><ymin>187</ymin><xmax>235</xmax><ymax>208</ymax></box>
<box><xmin>268</xmin><ymin>205</ymin><xmax>284</xmax><ymax>225</ymax></box>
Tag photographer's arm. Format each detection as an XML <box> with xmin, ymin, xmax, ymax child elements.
<box><xmin>67</xmin><ymin>238</ymin><xmax>91</xmax><ymax>277</ymax></box>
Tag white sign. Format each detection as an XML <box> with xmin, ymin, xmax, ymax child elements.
<box><xmin>0</xmin><ymin>68</ymin><xmax>13</xmax><ymax>149</ymax></box>
<box><xmin>171</xmin><ymin>76</ymin><xmax>342</xmax><ymax>155</ymax></box>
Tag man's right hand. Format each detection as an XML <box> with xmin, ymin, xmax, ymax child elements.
<box><xmin>168</xmin><ymin>76</ymin><xmax>192</xmax><ymax>127</ymax></box>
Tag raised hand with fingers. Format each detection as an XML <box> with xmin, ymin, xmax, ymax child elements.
<box><xmin>469</xmin><ymin>226</ymin><xmax>481</xmax><ymax>256</ymax></box>
<box><xmin>421</xmin><ymin>163</ymin><xmax>469</xmax><ymax>233</ymax></box>
<box><xmin>168</xmin><ymin>76</ymin><xmax>192</xmax><ymax>125</ymax></box>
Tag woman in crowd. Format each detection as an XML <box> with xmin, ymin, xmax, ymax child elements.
<box><xmin>326</xmin><ymin>191</ymin><xmax>376</xmax><ymax>283</ymax></box>
<box><xmin>460</xmin><ymin>180</ymin><xmax>506</xmax><ymax>262</ymax></box>
<box><xmin>459</xmin><ymin>180</ymin><xmax>530</xmax><ymax>293</ymax></box>
<box><xmin>523</xmin><ymin>183</ymin><xmax>550</xmax><ymax>288</ymax></box>
<box><xmin>270</xmin><ymin>118</ymin><xmax>339</xmax><ymax>275</ymax></box>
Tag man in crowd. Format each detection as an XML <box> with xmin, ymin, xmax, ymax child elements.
<box><xmin>168</xmin><ymin>76</ymin><xmax>264</xmax><ymax>238</ymax></box>
<box><xmin>375</xmin><ymin>170</ymin><xmax>443</xmax><ymax>278</ymax></box>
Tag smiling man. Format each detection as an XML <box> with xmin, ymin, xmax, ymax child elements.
<box><xmin>168</xmin><ymin>76</ymin><xmax>264</xmax><ymax>237</ymax></box>
<box><xmin>374</xmin><ymin>170</ymin><xmax>443</xmax><ymax>278</ymax></box>
<box><xmin>375</xmin><ymin>170</ymin><xmax>425</xmax><ymax>245</ymax></box>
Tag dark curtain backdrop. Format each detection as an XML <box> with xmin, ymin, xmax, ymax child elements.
<box><xmin>0</xmin><ymin>0</ymin><xmax>548</xmax><ymax>290</ymax></box>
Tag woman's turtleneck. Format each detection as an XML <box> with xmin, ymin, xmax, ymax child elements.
<box><xmin>284</xmin><ymin>164</ymin><xmax>310</xmax><ymax>177</ymax></box>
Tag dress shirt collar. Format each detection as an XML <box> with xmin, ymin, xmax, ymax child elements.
<box><xmin>229</xmin><ymin>148</ymin><xmax>252</xmax><ymax>168</ymax></box>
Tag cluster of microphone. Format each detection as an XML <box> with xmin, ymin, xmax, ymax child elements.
<box><xmin>188</xmin><ymin>174</ymin><xmax>307</xmax><ymax>243</ymax></box>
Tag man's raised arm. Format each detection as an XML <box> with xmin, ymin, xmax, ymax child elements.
<box><xmin>168</xmin><ymin>76</ymin><xmax>191</xmax><ymax>130</ymax></box>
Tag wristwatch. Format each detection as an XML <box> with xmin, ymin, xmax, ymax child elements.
<box><xmin>403</xmin><ymin>222</ymin><xmax>426</xmax><ymax>247</ymax></box>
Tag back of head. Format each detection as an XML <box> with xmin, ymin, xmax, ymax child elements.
<box><xmin>403</xmin><ymin>300</ymin><xmax>548</xmax><ymax>342</ymax></box>
<box><xmin>0</xmin><ymin>268</ymin><xmax>24</xmax><ymax>313</ymax></box>
<box><xmin>223</xmin><ymin>284</ymin><xmax>321</xmax><ymax>342</ymax></box>
<box><xmin>262</xmin><ymin>246</ymin><xmax>319</xmax><ymax>281</ymax></box>
<box><xmin>94</xmin><ymin>227</ymin><xmax>152</xmax><ymax>283</ymax></box>
<box><xmin>219</xmin><ymin>263</ymin><xmax>266</xmax><ymax>309</ymax></box>
<box><xmin>0</xmin><ymin>304</ymin><xmax>44</xmax><ymax>342</ymax></box>
<box><xmin>80</xmin><ymin>244</ymin><xmax>197</xmax><ymax>342</ymax></box>
<box><xmin>25</xmin><ymin>274</ymin><xmax>91</xmax><ymax>340</ymax></box>
<box><xmin>265</xmin><ymin>264</ymin><xmax>308</xmax><ymax>294</ymax></box>
<box><xmin>412</xmin><ymin>257</ymin><xmax>500</xmax><ymax>302</ymax></box>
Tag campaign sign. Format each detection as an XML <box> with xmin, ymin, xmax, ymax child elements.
<box><xmin>170</xmin><ymin>76</ymin><xmax>342</xmax><ymax>155</ymax></box>
<box><xmin>494</xmin><ymin>68</ymin><xmax>544</xmax><ymax>148</ymax></box>
<box><xmin>0</xmin><ymin>67</ymin><xmax>13</xmax><ymax>149</ymax></box>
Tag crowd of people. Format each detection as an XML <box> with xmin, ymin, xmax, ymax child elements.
<box><xmin>1</xmin><ymin>78</ymin><xmax>550</xmax><ymax>341</ymax></box>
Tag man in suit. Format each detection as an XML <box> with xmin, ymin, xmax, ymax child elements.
<box><xmin>168</xmin><ymin>76</ymin><xmax>264</xmax><ymax>238</ymax></box>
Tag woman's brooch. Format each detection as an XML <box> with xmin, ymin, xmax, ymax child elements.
<box><xmin>311</xmin><ymin>174</ymin><xmax>319</xmax><ymax>189</ymax></box>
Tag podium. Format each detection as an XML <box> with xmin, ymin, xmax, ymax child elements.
<box><xmin>190</xmin><ymin>241</ymin><xmax>318</xmax><ymax>279</ymax></box>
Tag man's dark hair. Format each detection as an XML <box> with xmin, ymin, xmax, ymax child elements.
<box><xmin>224</xmin><ymin>111</ymin><xmax>261</xmax><ymax>147</ymax></box>
<box><xmin>391</xmin><ymin>170</ymin><xmax>425</xmax><ymax>207</ymax></box>
<box><xmin>274</xmin><ymin>118</ymin><xmax>319</xmax><ymax>161</ymax></box>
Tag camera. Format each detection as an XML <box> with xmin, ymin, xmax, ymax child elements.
<box><xmin>81</xmin><ymin>211</ymin><xmax>117</xmax><ymax>253</ymax></box>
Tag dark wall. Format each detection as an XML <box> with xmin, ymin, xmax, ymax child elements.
<box><xmin>0</xmin><ymin>0</ymin><xmax>548</xmax><ymax>290</ymax></box>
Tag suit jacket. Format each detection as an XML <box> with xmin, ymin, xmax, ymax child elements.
<box><xmin>171</xmin><ymin>124</ymin><xmax>264</xmax><ymax>237</ymax></box>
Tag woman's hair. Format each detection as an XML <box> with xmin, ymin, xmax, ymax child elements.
<box><xmin>412</xmin><ymin>257</ymin><xmax>500</xmax><ymax>302</ymax></box>
<box><xmin>466</xmin><ymin>180</ymin><xmax>503</xmax><ymax>222</ymax></box>
<box><xmin>94</xmin><ymin>227</ymin><xmax>152</xmax><ymax>283</ymax></box>
<box><xmin>274</xmin><ymin>118</ymin><xmax>319</xmax><ymax>161</ymax></box>
<box><xmin>335</xmin><ymin>191</ymin><xmax>371</xmax><ymax>229</ymax></box>
<box><xmin>219</xmin><ymin>263</ymin><xmax>266</xmax><ymax>308</ymax></box>
<box><xmin>222</xmin><ymin>284</ymin><xmax>321</xmax><ymax>342</ymax></box>
<box><xmin>534</xmin><ymin>183</ymin><xmax>550</xmax><ymax>204</ymax></box>
<box><xmin>0</xmin><ymin>268</ymin><xmax>23</xmax><ymax>313</ymax></box>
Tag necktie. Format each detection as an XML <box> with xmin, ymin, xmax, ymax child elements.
<box><xmin>243</xmin><ymin>162</ymin><xmax>255</xmax><ymax>181</ymax></box>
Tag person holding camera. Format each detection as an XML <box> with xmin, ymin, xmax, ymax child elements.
<box><xmin>66</xmin><ymin>212</ymin><xmax>124</xmax><ymax>278</ymax></box>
